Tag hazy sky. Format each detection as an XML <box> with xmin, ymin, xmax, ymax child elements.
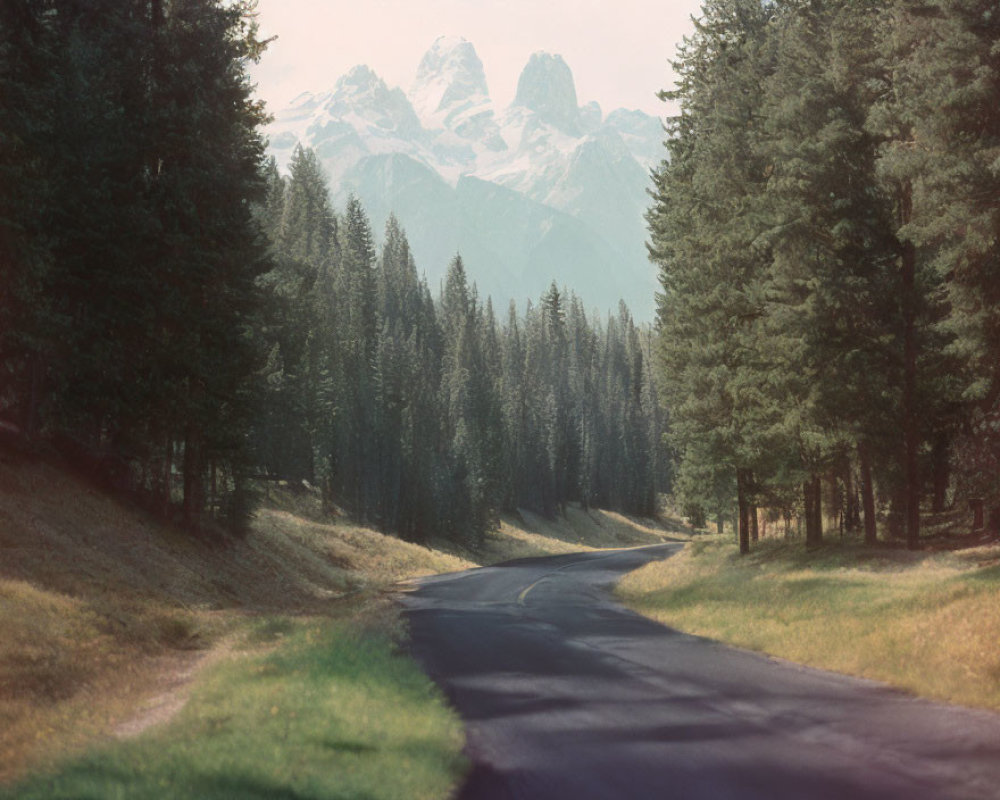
<box><xmin>249</xmin><ymin>0</ymin><xmax>704</xmax><ymax>118</ymax></box>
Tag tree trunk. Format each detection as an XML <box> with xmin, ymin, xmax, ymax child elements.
<box><xmin>888</xmin><ymin>486</ymin><xmax>905</xmax><ymax>539</ymax></box>
<box><xmin>804</xmin><ymin>476</ymin><xmax>823</xmax><ymax>546</ymax></box>
<box><xmin>931</xmin><ymin>434</ymin><xmax>949</xmax><ymax>513</ymax></box>
<box><xmin>989</xmin><ymin>506</ymin><xmax>1000</xmax><ymax>533</ymax></box>
<box><xmin>971</xmin><ymin>499</ymin><xmax>985</xmax><ymax>531</ymax></box>
<box><xmin>859</xmin><ymin>442</ymin><xmax>877</xmax><ymax>545</ymax></box>
<box><xmin>21</xmin><ymin>352</ymin><xmax>44</xmax><ymax>440</ymax></box>
<box><xmin>160</xmin><ymin>436</ymin><xmax>173</xmax><ymax>517</ymax></box>
<box><xmin>827</xmin><ymin>473</ymin><xmax>841</xmax><ymax>536</ymax></box>
<box><xmin>750</xmin><ymin>505</ymin><xmax>759</xmax><ymax>543</ymax></box>
<box><xmin>813</xmin><ymin>477</ymin><xmax>823</xmax><ymax>544</ymax></box>
<box><xmin>737</xmin><ymin>469</ymin><xmax>751</xmax><ymax>555</ymax></box>
<box><xmin>803</xmin><ymin>480</ymin><xmax>814</xmax><ymax>543</ymax></box>
<box><xmin>209</xmin><ymin>460</ymin><xmax>217</xmax><ymax>520</ymax></box>
<box><xmin>900</xmin><ymin>183</ymin><xmax>921</xmax><ymax>550</ymax></box>
<box><xmin>183</xmin><ymin>426</ymin><xmax>203</xmax><ymax>529</ymax></box>
<box><xmin>844</xmin><ymin>458</ymin><xmax>858</xmax><ymax>532</ymax></box>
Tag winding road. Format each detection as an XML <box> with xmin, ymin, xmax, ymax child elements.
<box><xmin>400</xmin><ymin>545</ymin><xmax>1000</xmax><ymax>799</ymax></box>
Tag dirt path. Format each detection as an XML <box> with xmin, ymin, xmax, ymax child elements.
<box><xmin>114</xmin><ymin>639</ymin><xmax>233</xmax><ymax>739</ymax></box>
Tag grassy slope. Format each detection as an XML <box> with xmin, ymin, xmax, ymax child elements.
<box><xmin>0</xmin><ymin>447</ymin><xmax>676</xmax><ymax>796</ymax></box>
<box><xmin>618</xmin><ymin>534</ymin><xmax>1000</xmax><ymax>711</ymax></box>
<box><xmin>0</xmin><ymin>449</ymin><xmax>469</xmax><ymax>794</ymax></box>
<box><xmin>481</xmin><ymin>505</ymin><xmax>686</xmax><ymax>563</ymax></box>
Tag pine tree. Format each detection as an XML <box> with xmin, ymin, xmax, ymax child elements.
<box><xmin>0</xmin><ymin>0</ymin><xmax>56</xmax><ymax>438</ymax></box>
<box><xmin>333</xmin><ymin>196</ymin><xmax>379</xmax><ymax>517</ymax></box>
<box><xmin>648</xmin><ymin>0</ymin><xmax>777</xmax><ymax>553</ymax></box>
<box><xmin>869</xmin><ymin>0</ymin><xmax>960</xmax><ymax>547</ymax></box>
<box><xmin>757</xmin><ymin>0</ymin><xmax>899</xmax><ymax>545</ymax></box>
<box><xmin>882</xmin><ymin>0</ymin><xmax>1000</xmax><ymax>525</ymax></box>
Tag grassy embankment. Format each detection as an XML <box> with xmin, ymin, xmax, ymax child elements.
<box><xmin>618</xmin><ymin>530</ymin><xmax>1000</xmax><ymax>711</ymax></box>
<box><xmin>0</xmin><ymin>447</ymin><xmax>675</xmax><ymax>798</ymax></box>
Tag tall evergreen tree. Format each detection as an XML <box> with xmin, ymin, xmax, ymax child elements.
<box><xmin>648</xmin><ymin>0</ymin><xmax>777</xmax><ymax>553</ymax></box>
<box><xmin>881</xmin><ymin>0</ymin><xmax>1000</xmax><ymax>524</ymax></box>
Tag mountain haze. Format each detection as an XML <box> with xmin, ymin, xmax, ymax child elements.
<box><xmin>266</xmin><ymin>37</ymin><xmax>663</xmax><ymax>318</ymax></box>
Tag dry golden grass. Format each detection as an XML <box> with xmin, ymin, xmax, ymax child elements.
<box><xmin>479</xmin><ymin>503</ymin><xmax>686</xmax><ymax>564</ymax></box>
<box><xmin>0</xmin><ymin>447</ymin><xmax>671</xmax><ymax>787</ymax></box>
<box><xmin>254</xmin><ymin>508</ymin><xmax>474</xmax><ymax>587</ymax></box>
<box><xmin>0</xmin><ymin>452</ymin><xmax>469</xmax><ymax>783</ymax></box>
<box><xmin>619</xmin><ymin>535</ymin><xmax>1000</xmax><ymax>711</ymax></box>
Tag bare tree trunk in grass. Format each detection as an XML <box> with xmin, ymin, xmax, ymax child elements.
<box><xmin>844</xmin><ymin>458</ymin><xmax>858</xmax><ymax>532</ymax></box>
<box><xmin>750</xmin><ymin>505</ymin><xmax>759</xmax><ymax>542</ymax></box>
<box><xmin>804</xmin><ymin>476</ymin><xmax>823</xmax><ymax>546</ymax></box>
<box><xmin>159</xmin><ymin>436</ymin><xmax>173</xmax><ymax>517</ymax></box>
<box><xmin>859</xmin><ymin>442</ymin><xmax>877</xmax><ymax>545</ymax></box>
<box><xmin>931</xmin><ymin>434</ymin><xmax>949</xmax><ymax>513</ymax></box>
<box><xmin>814</xmin><ymin>477</ymin><xmax>824</xmax><ymax>544</ymax></box>
<box><xmin>971</xmin><ymin>499</ymin><xmax>984</xmax><ymax>531</ymax></box>
<box><xmin>827</xmin><ymin>474</ymin><xmax>841</xmax><ymax>537</ymax></box>
<box><xmin>803</xmin><ymin>480</ymin><xmax>814</xmax><ymax>544</ymax></box>
<box><xmin>900</xmin><ymin>185</ymin><xmax>921</xmax><ymax>551</ymax></box>
<box><xmin>737</xmin><ymin>469</ymin><xmax>751</xmax><ymax>555</ymax></box>
<box><xmin>183</xmin><ymin>426</ymin><xmax>204</xmax><ymax>530</ymax></box>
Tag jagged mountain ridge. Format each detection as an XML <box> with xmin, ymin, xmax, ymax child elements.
<box><xmin>266</xmin><ymin>37</ymin><xmax>663</xmax><ymax>319</ymax></box>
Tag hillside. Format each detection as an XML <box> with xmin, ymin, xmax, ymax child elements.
<box><xmin>0</xmin><ymin>445</ymin><xmax>472</xmax><ymax>783</ymax></box>
<box><xmin>619</xmin><ymin>534</ymin><xmax>1000</xmax><ymax>713</ymax></box>
<box><xmin>0</xmin><ymin>446</ymin><xmax>677</xmax><ymax>788</ymax></box>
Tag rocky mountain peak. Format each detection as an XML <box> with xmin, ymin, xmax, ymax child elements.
<box><xmin>329</xmin><ymin>64</ymin><xmax>423</xmax><ymax>139</ymax></box>
<box><xmin>409</xmin><ymin>36</ymin><xmax>491</xmax><ymax>134</ymax></box>
<box><xmin>338</xmin><ymin>64</ymin><xmax>383</xmax><ymax>94</ymax></box>
<box><xmin>513</xmin><ymin>52</ymin><xmax>581</xmax><ymax>135</ymax></box>
<box><xmin>412</xmin><ymin>37</ymin><xmax>489</xmax><ymax>115</ymax></box>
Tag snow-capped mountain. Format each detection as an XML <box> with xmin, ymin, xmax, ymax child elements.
<box><xmin>266</xmin><ymin>37</ymin><xmax>664</xmax><ymax>319</ymax></box>
<box><xmin>409</xmin><ymin>36</ymin><xmax>506</xmax><ymax>155</ymax></box>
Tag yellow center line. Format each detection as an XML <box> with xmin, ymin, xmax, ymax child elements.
<box><xmin>517</xmin><ymin>578</ymin><xmax>547</xmax><ymax>606</ymax></box>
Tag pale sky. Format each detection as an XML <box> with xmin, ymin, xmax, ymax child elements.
<box><xmin>249</xmin><ymin>0</ymin><xmax>704</xmax><ymax>119</ymax></box>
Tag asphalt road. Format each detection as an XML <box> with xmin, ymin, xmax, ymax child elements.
<box><xmin>400</xmin><ymin>545</ymin><xmax>1000</xmax><ymax>799</ymax></box>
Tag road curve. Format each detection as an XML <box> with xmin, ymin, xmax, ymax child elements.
<box><xmin>400</xmin><ymin>545</ymin><xmax>1000</xmax><ymax>800</ymax></box>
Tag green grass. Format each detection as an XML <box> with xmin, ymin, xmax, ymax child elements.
<box><xmin>618</xmin><ymin>535</ymin><xmax>1000</xmax><ymax>711</ymax></box>
<box><xmin>3</xmin><ymin>613</ymin><xmax>466</xmax><ymax>800</ymax></box>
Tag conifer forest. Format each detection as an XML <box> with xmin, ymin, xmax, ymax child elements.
<box><xmin>2</xmin><ymin>0</ymin><xmax>999</xmax><ymax>555</ymax></box>
<box><xmin>0</xmin><ymin>0</ymin><xmax>666</xmax><ymax>546</ymax></box>
<box><xmin>649</xmin><ymin>0</ymin><xmax>1000</xmax><ymax>553</ymax></box>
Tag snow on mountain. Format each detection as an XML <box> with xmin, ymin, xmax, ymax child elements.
<box><xmin>579</xmin><ymin>101</ymin><xmax>603</xmax><ymax>134</ymax></box>
<box><xmin>268</xmin><ymin>65</ymin><xmax>440</xmax><ymax>182</ymax></box>
<box><xmin>264</xmin><ymin>40</ymin><xmax>665</xmax><ymax>319</ymax></box>
<box><xmin>512</xmin><ymin>52</ymin><xmax>582</xmax><ymax>136</ymax></box>
<box><xmin>605</xmin><ymin>108</ymin><xmax>665</xmax><ymax>170</ymax></box>
<box><xmin>409</xmin><ymin>36</ymin><xmax>505</xmax><ymax>152</ymax></box>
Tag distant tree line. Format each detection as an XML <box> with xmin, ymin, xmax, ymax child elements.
<box><xmin>648</xmin><ymin>0</ymin><xmax>1000</xmax><ymax>552</ymax></box>
<box><xmin>255</xmin><ymin>146</ymin><xmax>668</xmax><ymax>546</ymax></box>
<box><xmin>0</xmin><ymin>0</ymin><xmax>666</xmax><ymax>544</ymax></box>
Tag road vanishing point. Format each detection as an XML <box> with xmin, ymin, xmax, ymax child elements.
<box><xmin>400</xmin><ymin>545</ymin><xmax>1000</xmax><ymax>799</ymax></box>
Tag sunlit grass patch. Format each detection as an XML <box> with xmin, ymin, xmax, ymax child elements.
<box><xmin>479</xmin><ymin>503</ymin><xmax>686</xmax><ymax>564</ymax></box>
<box><xmin>618</xmin><ymin>535</ymin><xmax>1000</xmax><ymax>710</ymax></box>
<box><xmin>6</xmin><ymin>615</ymin><xmax>467</xmax><ymax>800</ymax></box>
<box><xmin>253</xmin><ymin>508</ymin><xmax>474</xmax><ymax>589</ymax></box>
